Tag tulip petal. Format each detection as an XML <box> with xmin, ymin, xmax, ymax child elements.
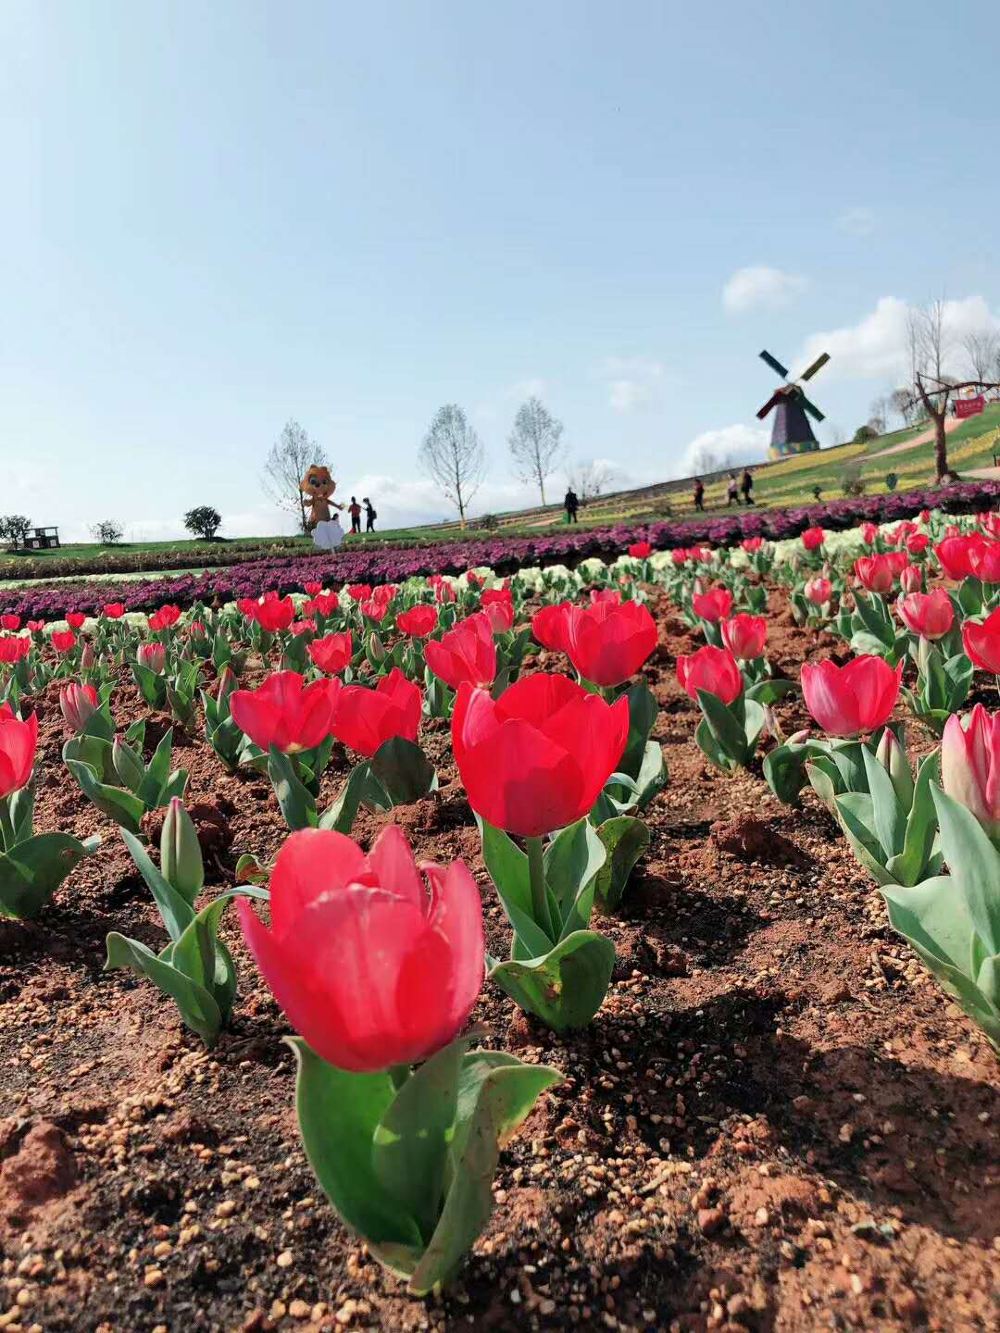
<box><xmin>369</xmin><ymin>824</ymin><xmax>425</xmax><ymax>909</ymax></box>
<box><xmin>268</xmin><ymin>828</ymin><xmax>372</xmax><ymax>936</ymax></box>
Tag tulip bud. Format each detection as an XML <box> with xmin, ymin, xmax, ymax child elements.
<box><xmin>80</xmin><ymin>641</ymin><xmax>96</xmax><ymax>670</ymax></box>
<box><xmin>216</xmin><ymin>665</ymin><xmax>237</xmax><ymax>701</ymax></box>
<box><xmin>899</xmin><ymin>564</ymin><xmax>922</xmax><ymax>594</ymax></box>
<box><xmin>138</xmin><ymin>642</ymin><xmax>167</xmax><ymax>674</ymax></box>
<box><xmin>875</xmin><ymin>726</ymin><xmax>913</xmax><ymax>809</ymax></box>
<box><xmin>111</xmin><ymin>737</ymin><xmax>145</xmax><ymax>791</ymax></box>
<box><xmin>942</xmin><ymin>706</ymin><xmax>1000</xmax><ymax>844</ymax></box>
<box><xmin>787</xmin><ymin>728</ymin><xmax>811</xmax><ymax>746</ymax></box>
<box><xmin>367</xmin><ymin>631</ymin><xmax>386</xmax><ymax>663</ymax></box>
<box><xmin>161</xmin><ymin>797</ymin><xmax>204</xmax><ymax>898</ymax></box>
<box><xmin>59</xmin><ymin>682</ymin><xmax>98</xmax><ymax>733</ymax></box>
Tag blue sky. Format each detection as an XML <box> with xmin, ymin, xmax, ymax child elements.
<box><xmin>3</xmin><ymin>1</ymin><xmax>999</xmax><ymax>539</ymax></box>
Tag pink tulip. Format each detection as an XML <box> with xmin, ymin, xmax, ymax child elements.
<box><xmin>424</xmin><ymin>613</ymin><xmax>496</xmax><ymax>690</ymax></box>
<box><xmin>137</xmin><ymin>642</ymin><xmax>167</xmax><ymax>674</ymax></box>
<box><xmin>676</xmin><ymin>645</ymin><xmax>743</xmax><ymax>705</ymax></box>
<box><xmin>721</xmin><ymin>614</ymin><xmax>768</xmax><ymax>661</ymax></box>
<box><xmin>963</xmin><ymin>606</ymin><xmax>1000</xmax><ymax>674</ymax></box>
<box><xmin>231</xmin><ymin>671</ymin><xmax>340</xmax><ymax>754</ymax></box>
<box><xmin>238</xmin><ymin>825</ymin><xmax>484</xmax><ymax>1072</ymax></box>
<box><xmin>895</xmin><ymin>590</ymin><xmax>953</xmax><ymax>641</ymax></box>
<box><xmin>0</xmin><ymin>704</ymin><xmax>38</xmax><ymax>798</ymax></box>
<box><xmin>60</xmin><ymin>683</ymin><xmax>99</xmax><ymax>733</ymax></box>
<box><xmin>800</xmin><ymin>656</ymin><xmax>902</xmax><ymax>737</ymax></box>
<box><xmin>942</xmin><ymin>705</ymin><xmax>1000</xmax><ymax>842</ymax></box>
<box><xmin>691</xmin><ymin>587</ymin><xmax>734</xmax><ymax>623</ymax></box>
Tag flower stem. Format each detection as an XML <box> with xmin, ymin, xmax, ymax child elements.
<box><xmin>526</xmin><ymin>835</ymin><xmax>555</xmax><ymax>942</ymax></box>
<box><xmin>0</xmin><ymin>797</ymin><xmax>14</xmax><ymax>855</ymax></box>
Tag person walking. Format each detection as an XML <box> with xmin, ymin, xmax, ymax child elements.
<box><xmin>693</xmin><ymin>478</ymin><xmax>705</xmax><ymax>512</ymax></box>
<box><xmin>363</xmin><ymin>497</ymin><xmax>377</xmax><ymax>532</ymax></box>
<box><xmin>726</xmin><ymin>472</ymin><xmax>740</xmax><ymax>507</ymax></box>
<box><xmin>564</xmin><ymin>487</ymin><xmax>579</xmax><ymax>523</ymax></box>
<box><xmin>348</xmin><ymin>496</ymin><xmax>362</xmax><ymax>534</ymax></box>
<box><xmin>740</xmin><ymin>468</ymin><xmax>755</xmax><ymax>506</ymax></box>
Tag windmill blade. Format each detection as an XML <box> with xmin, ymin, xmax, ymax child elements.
<box><xmin>756</xmin><ymin>392</ymin><xmax>782</xmax><ymax>420</ymax></box>
<box><xmin>759</xmin><ymin>349</ymin><xmax>790</xmax><ymax>379</ymax></box>
<box><xmin>801</xmin><ymin>393</ymin><xmax>825</xmax><ymax>422</ymax></box>
<box><xmin>799</xmin><ymin>351</ymin><xmax>830</xmax><ymax>382</ymax></box>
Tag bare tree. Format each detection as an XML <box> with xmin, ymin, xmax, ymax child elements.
<box><xmin>508</xmin><ymin>397</ymin><xmax>564</xmax><ymax>504</ymax></box>
<box><xmin>570</xmin><ymin>459</ymin><xmax>616</xmax><ymax>501</ymax></box>
<box><xmin>908</xmin><ymin>372</ymin><xmax>1000</xmax><ymax>480</ymax></box>
<box><xmin>262</xmin><ymin>420</ymin><xmax>327</xmax><ymax>533</ymax></box>
<box><xmin>964</xmin><ymin>330</ymin><xmax>1000</xmax><ymax>383</ymax></box>
<box><xmin>889</xmin><ymin>387</ymin><xmax>916</xmax><ymax>426</ymax></box>
<box><xmin>908</xmin><ymin>298</ymin><xmax>952</xmax><ymax>382</ymax></box>
<box><xmin>419</xmin><ymin>404</ymin><xmax>485</xmax><ymax>523</ymax></box>
<box><xmin>869</xmin><ymin>394</ymin><xmax>890</xmax><ymax>434</ymax></box>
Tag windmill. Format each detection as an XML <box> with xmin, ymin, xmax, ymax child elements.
<box><xmin>756</xmin><ymin>349</ymin><xmax>830</xmax><ymax>459</ymax></box>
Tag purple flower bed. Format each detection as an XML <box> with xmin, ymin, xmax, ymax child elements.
<box><xmin>5</xmin><ymin>480</ymin><xmax>999</xmax><ymax>621</ymax></box>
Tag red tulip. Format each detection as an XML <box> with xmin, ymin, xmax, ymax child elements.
<box><xmin>155</xmin><ymin>604</ymin><xmax>182</xmax><ymax>627</ymax></box>
<box><xmin>854</xmin><ymin>554</ymin><xmax>897</xmax><ymax>594</ymax></box>
<box><xmin>26</xmin><ymin>621</ymin><xmax>45</xmax><ymax>634</ymax></box>
<box><xmin>452</xmin><ymin>674</ymin><xmax>629</xmax><ymax>837</ymax></box>
<box><xmin>963</xmin><ymin>607</ymin><xmax>1000</xmax><ymax>673</ymax></box>
<box><xmin>433</xmin><ymin>579</ymin><xmax>457</xmax><ymax>604</ymax></box>
<box><xmin>361</xmin><ymin>598</ymin><xmax>390</xmax><ymax>623</ymax></box>
<box><xmin>65</xmin><ymin>612</ymin><xmax>86</xmax><ymax>630</ymax></box>
<box><xmin>51</xmin><ymin>630</ymin><xmax>77</xmax><ymax>654</ymax></box>
<box><xmin>905</xmin><ymin>533</ymin><xmax>929</xmax><ymax>556</ymax></box>
<box><xmin>103</xmin><ymin>603</ymin><xmax>126</xmax><ymax>619</ymax></box>
<box><xmin>934</xmin><ymin>535</ymin><xmax>978</xmax><ymax>580</ymax></box>
<box><xmin>691</xmin><ymin>587</ymin><xmax>733</xmax><ymax>623</ymax></box>
<box><xmin>424</xmin><ymin>612</ymin><xmax>496</xmax><ymax>690</ymax></box>
<box><xmin>480</xmin><ymin>589</ymin><xmax>514</xmax><ymax>633</ymax></box>
<box><xmin>721</xmin><ymin>613</ymin><xmax>768</xmax><ymax>661</ymax></box>
<box><xmin>531</xmin><ymin>603</ymin><xmax>573</xmax><ymax>652</ymax></box>
<box><xmin>290</xmin><ymin>619</ymin><xmax>316</xmax><ymax>637</ymax></box>
<box><xmin>969</xmin><ymin>540</ymin><xmax>1000</xmax><ymax>585</ymax></box>
<box><xmin>396</xmin><ymin>605</ymin><xmax>439</xmax><ymax>638</ymax></box>
<box><xmin>0</xmin><ymin>615</ymin><xmax>21</xmax><ymax>632</ymax></box>
<box><xmin>942</xmin><ymin>705</ymin><xmax>1000</xmax><ymax>841</ymax></box>
<box><xmin>252</xmin><ymin>596</ymin><xmax>296</xmax><ymax>633</ymax></box>
<box><xmin>137</xmin><ymin>641</ymin><xmax>166</xmax><ymax>673</ymax></box>
<box><xmin>332</xmin><ymin>668</ymin><xmax>422</xmax><ymax>758</ymax></box>
<box><xmin>896</xmin><ymin>590</ymin><xmax>953</xmax><ymax>640</ymax></box>
<box><xmin>564</xmin><ymin>598</ymin><xmax>658</xmax><ymax>687</ymax></box>
<box><xmin>0</xmin><ymin>704</ymin><xmax>37</xmax><ymax>797</ymax></box>
<box><xmin>676</xmin><ymin>645</ymin><xmax>743</xmax><ymax>705</ymax></box>
<box><xmin>60</xmin><ymin>683</ymin><xmax>99</xmax><ymax>732</ymax></box>
<box><xmin>308</xmin><ymin>632</ymin><xmax>353</xmax><ymax>674</ymax></box>
<box><xmin>238</xmin><ymin>825</ymin><xmax>484</xmax><ymax>1073</ymax></box>
<box><xmin>741</xmin><ymin>537</ymin><xmax>764</xmax><ymax>554</ymax></box>
<box><xmin>804</xmin><ymin>576</ymin><xmax>832</xmax><ymax>606</ymax></box>
<box><xmin>0</xmin><ymin>637</ymin><xmax>30</xmax><ymax>664</ymax></box>
<box><xmin>305</xmin><ymin>592</ymin><xmax>340</xmax><ymax>618</ymax></box>
<box><xmin>303</xmin><ymin>581</ymin><xmax>323</xmax><ymax>596</ymax></box>
<box><xmin>800</xmin><ymin>656</ymin><xmax>903</xmax><ymax>736</ymax></box>
<box><xmin>231</xmin><ymin>671</ymin><xmax>340</xmax><ymax>754</ymax></box>
<box><xmin>628</xmin><ymin>541</ymin><xmax>652</xmax><ymax>559</ymax></box>
<box><xmin>801</xmin><ymin>527</ymin><xmax>825</xmax><ymax>551</ymax></box>
<box><xmin>861</xmin><ymin>522</ymin><xmax>879</xmax><ymax>546</ymax></box>
<box><xmin>347</xmin><ymin>583</ymin><xmax>373</xmax><ymax>601</ymax></box>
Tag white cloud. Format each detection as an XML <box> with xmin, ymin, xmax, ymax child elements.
<box><xmin>723</xmin><ymin>265</ymin><xmax>807</xmax><ymax>315</ymax></box>
<box><xmin>680</xmin><ymin>424</ymin><xmax>769</xmax><ymax>476</ymax></box>
<box><xmin>506</xmin><ymin>377</ymin><xmax>548</xmax><ymax>402</ymax></box>
<box><xmin>837</xmin><ymin>206</ymin><xmax>875</xmax><ymax>236</ymax></box>
<box><xmin>600</xmin><ymin>356</ymin><xmax>665</xmax><ymax>413</ymax></box>
<box><xmin>799</xmin><ymin>294</ymin><xmax>1000</xmax><ymax>383</ymax></box>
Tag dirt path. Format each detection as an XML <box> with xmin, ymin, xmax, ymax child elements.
<box><xmin>868</xmin><ymin>414</ymin><xmax>964</xmax><ymax>459</ymax></box>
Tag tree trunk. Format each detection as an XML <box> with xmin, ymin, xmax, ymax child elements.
<box><xmin>934</xmin><ymin>412</ymin><xmax>949</xmax><ymax>481</ymax></box>
<box><xmin>539</xmin><ymin>479</ymin><xmax>546</xmax><ymax>506</ymax></box>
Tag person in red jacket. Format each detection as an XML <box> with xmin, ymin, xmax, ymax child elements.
<box><xmin>348</xmin><ymin>496</ymin><xmax>362</xmax><ymax>534</ymax></box>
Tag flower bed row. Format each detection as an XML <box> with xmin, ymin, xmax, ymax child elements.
<box><xmin>4</xmin><ymin>478</ymin><xmax>999</xmax><ymax>621</ymax></box>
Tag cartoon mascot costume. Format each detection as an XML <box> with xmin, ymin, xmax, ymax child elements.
<box><xmin>300</xmin><ymin>465</ymin><xmax>345</xmax><ymax>551</ymax></box>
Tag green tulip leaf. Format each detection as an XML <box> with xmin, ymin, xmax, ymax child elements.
<box><xmin>104</xmin><ymin>932</ymin><xmax>224</xmax><ymax>1046</ymax></box>
<box><xmin>490</xmin><ymin>929</ymin><xmax>616</xmax><ymax>1031</ymax></box>
<box><xmin>594</xmin><ymin>816</ymin><xmax>649</xmax><ymax>912</ymax></box>
<box><xmin>267</xmin><ymin>747</ymin><xmax>318</xmax><ymax>831</ymax></box>
<box><xmin>0</xmin><ymin>833</ymin><xmax>100</xmax><ymax>921</ymax></box>
<box><xmin>479</xmin><ymin>822</ymin><xmax>557</xmax><ymax>958</ymax></box>
<box><xmin>370</xmin><ymin>737</ymin><xmax>437</xmax><ymax>807</ymax></box>
<box><xmin>63</xmin><ymin>750</ymin><xmax>146</xmax><ymax>832</ymax></box>
<box><xmin>121</xmin><ymin>828</ymin><xmax>196</xmax><ymax>941</ymax></box>
<box><xmin>543</xmin><ymin>817</ymin><xmax>606</xmax><ymax>936</ymax></box>
<box><xmin>288</xmin><ymin>1039</ymin><xmax>423</xmax><ymax>1253</ymax></box>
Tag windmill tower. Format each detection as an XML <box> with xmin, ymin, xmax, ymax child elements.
<box><xmin>756</xmin><ymin>349</ymin><xmax>831</xmax><ymax>459</ymax></box>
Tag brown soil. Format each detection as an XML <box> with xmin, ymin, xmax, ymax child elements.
<box><xmin>2</xmin><ymin>591</ymin><xmax>999</xmax><ymax>1332</ymax></box>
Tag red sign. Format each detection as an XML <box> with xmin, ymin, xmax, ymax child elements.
<box><xmin>955</xmin><ymin>395</ymin><xmax>985</xmax><ymax>418</ymax></box>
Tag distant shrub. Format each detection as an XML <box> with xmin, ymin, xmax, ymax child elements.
<box><xmin>476</xmin><ymin>514</ymin><xmax>500</xmax><ymax>531</ymax></box>
<box><xmin>841</xmin><ymin>462</ymin><xmax>866</xmax><ymax>497</ymax></box>
<box><xmin>812</xmin><ymin>485</ymin><xmax>823</xmax><ymax>501</ymax></box>
<box><xmin>885</xmin><ymin>472</ymin><xmax>899</xmax><ymax>492</ymax></box>
<box><xmin>90</xmin><ymin>519</ymin><xmax>124</xmax><ymax>544</ymax></box>
<box><xmin>853</xmin><ymin>424</ymin><xmax>879</xmax><ymax>443</ymax></box>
